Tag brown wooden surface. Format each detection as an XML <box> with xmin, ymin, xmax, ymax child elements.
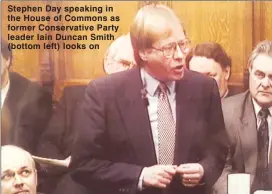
<box><xmin>1</xmin><ymin>1</ymin><xmax>49</xmax><ymax>80</ymax></box>
<box><xmin>172</xmin><ymin>1</ymin><xmax>253</xmax><ymax>86</ymax></box>
<box><xmin>1</xmin><ymin>1</ymin><xmax>272</xmax><ymax>100</ymax></box>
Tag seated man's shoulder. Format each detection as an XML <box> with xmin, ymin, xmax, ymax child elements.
<box><xmin>9</xmin><ymin>72</ymin><xmax>49</xmax><ymax>97</ymax></box>
<box><xmin>10</xmin><ymin>71</ymin><xmax>31</xmax><ymax>86</ymax></box>
<box><xmin>58</xmin><ymin>85</ymin><xmax>87</xmax><ymax>111</ymax></box>
<box><xmin>62</xmin><ymin>85</ymin><xmax>86</xmax><ymax>100</ymax></box>
<box><xmin>221</xmin><ymin>91</ymin><xmax>249</xmax><ymax>118</ymax></box>
<box><xmin>222</xmin><ymin>91</ymin><xmax>248</xmax><ymax>107</ymax></box>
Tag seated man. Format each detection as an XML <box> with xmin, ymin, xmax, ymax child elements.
<box><xmin>213</xmin><ymin>40</ymin><xmax>272</xmax><ymax>194</ymax></box>
<box><xmin>37</xmin><ymin>85</ymin><xmax>86</xmax><ymax>160</ymax></box>
<box><xmin>1</xmin><ymin>145</ymin><xmax>38</xmax><ymax>194</ymax></box>
<box><xmin>1</xmin><ymin>38</ymin><xmax>52</xmax><ymax>153</ymax></box>
<box><xmin>103</xmin><ymin>33</ymin><xmax>136</xmax><ymax>74</ymax></box>
<box><xmin>187</xmin><ymin>42</ymin><xmax>242</xmax><ymax>98</ymax></box>
<box><xmin>36</xmin><ymin>85</ymin><xmax>87</xmax><ymax>194</ymax></box>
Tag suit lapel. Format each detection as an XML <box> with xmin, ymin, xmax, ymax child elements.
<box><xmin>116</xmin><ymin>68</ymin><xmax>157</xmax><ymax>166</ymax></box>
<box><xmin>239</xmin><ymin>92</ymin><xmax>258</xmax><ymax>179</ymax></box>
<box><xmin>174</xmin><ymin>71</ymin><xmax>197</xmax><ymax>164</ymax></box>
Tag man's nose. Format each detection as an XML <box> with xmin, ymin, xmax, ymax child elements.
<box><xmin>13</xmin><ymin>174</ymin><xmax>24</xmax><ymax>188</ymax></box>
<box><xmin>261</xmin><ymin>76</ymin><xmax>271</xmax><ymax>88</ymax></box>
<box><xmin>173</xmin><ymin>45</ymin><xmax>184</xmax><ymax>60</ymax></box>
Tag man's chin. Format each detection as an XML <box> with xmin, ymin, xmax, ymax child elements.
<box><xmin>255</xmin><ymin>97</ymin><xmax>272</xmax><ymax>108</ymax></box>
<box><xmin>170</xmin><ymin>71</ymin><xmax>184</xmax><ymax>81</ymax></box>
<box><xmin>13</xmin><ymin>191</ymin><xmax>30</xmax><ymax>194</ymax></box>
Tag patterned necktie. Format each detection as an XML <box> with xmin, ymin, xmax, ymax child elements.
<box><xmin>157</xmin><ymin>83</ymin><xmax>176</xmax><ymax>164</ymax></box>
<box><xmin>254</xmin><ymin>108</ymin><xmax>270</xmax><ymax>190</ymax></box>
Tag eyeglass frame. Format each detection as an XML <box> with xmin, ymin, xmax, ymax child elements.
<box><xmin>151</xmin><ymin>38</ymin><xmax>191</xmax><ymax>58</ymax></box>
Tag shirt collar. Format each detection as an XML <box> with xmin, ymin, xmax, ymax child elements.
<box><xmin>1</xmin><ymin>79</ymin><xmax>10</xmax><ymax>108</ymax></box>
<box><xmin>140</xmin><ymin>68</ymin><xmax>175</xmax><ymax>96</ymax></box>
<box><xmin>252</xmin><ymin>97</ymin><xmax>272</xmax><ymax>118</ymax></box>
<box><xmin>222</xmin><ymin>89</ymin><xmax>229</xmax><ymax>99</ymax></box>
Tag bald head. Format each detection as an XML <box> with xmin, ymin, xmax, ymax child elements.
<box><xmin>1</xmin><ymin>145</ymin><xmax>37</xmax><ymax>194</ymax></box>
<box><xmin>103</xmin><ymin>33</ymin><xmax>136</xmax><ymax>74</ymax></box>
<box><xmin>2</xmin><ymin>145</ymin><xmax>35</xmax><ymax>168</ymax></box>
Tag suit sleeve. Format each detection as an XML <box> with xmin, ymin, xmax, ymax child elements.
<box><xmin>212</xmin><ymin>150</ymin><xmax>232</xmax><ymax>194</ymax></box>
<box><xmin>37</xmin><ymin>89</ymin><xmax>68</xmax><ymax>159</ymax></box>
<box><xmin>212</xmin><ymin>104</ymin><xmax>239</xmax><ymax>194</ymax></box>
<box><xmin>70</xmin><ymin>82</ymin><xmax>143</xmax><ymax>194</ymax></box>
<box><xmin>18</xmin><ymin>84</ymin><xmax>52</xmax><ymax>154</ymax></box>
<box><xmin>199</xmin><ymin>80</ymin><xmax>229</xmax><ymax>187</ymax></box>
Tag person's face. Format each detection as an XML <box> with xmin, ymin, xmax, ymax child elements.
<box><xmin>189</xmin><ymin>56</ymin><xmax>230</xmax><ymax>97</ymax></box>
<box><xmin>249</xmin><ymin>54</ymin><xmax>272</xmax><ymax>108</ymax></box>
<box><xmin>1</xmin><ymin>151</ymin><xmax>37</xmax><ymax>194</ymax></box>
<box><xmin>1</xmin><ymin>54</ymin><xmax>10</xmax><ymax>77</ymax></box>
<box><xmin>104</xmin><ymin>46</ymin><xmax>136</xmax><ymax>74</ymax></box>
<box><xmin>140</xmin><ymin>22</ymin><xmax>190</xmax><ymax>82</ymax></box>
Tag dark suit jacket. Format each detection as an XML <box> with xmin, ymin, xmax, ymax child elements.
<box><xmin>1</xmin><ymin>72</ymin><xmax>52</xmax><ymax>154</ymax></box>
<box><xmin>35</xmin><ymin>85</ymin><xmax>86</xmax><ymax>194</ymax></box>
<box><xmin>213</xmin><ymin>91</ymin><xmax>272</xmax><ymax>194</ymax></box>
<box><xmin>70</xmin><ymin>67</ymin><xmax>228</xmax><ymax>194</ymax></box>
<box><xmin>37</xmin><ymin>85</ymin><xmax>86</xmax><ymax>159</ymax></box>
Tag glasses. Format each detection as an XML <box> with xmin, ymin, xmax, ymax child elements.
<box><xmin>152</xmin><ymin>39</ymin><xmax>191</xmax><ymax>58</ymax></box>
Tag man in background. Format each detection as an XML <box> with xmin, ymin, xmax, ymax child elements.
<box><xmin>70</xmin><ymin>4</ymin><xmax>228</xmax><ymax>194</ymax></box>
<box><xmin>213</xmin><ymin>40</ymin><xmax>272</xmax><ymax>194</ymax></box>
<box><xmin>36</xmin><ymin>84</ymin><xmax>86</xmax><ymax>194</ymax></box>
<box><xmin>187</xmin><ymin>42</ymin><xmax>241</xmax><ymax>98</ymax></box>
<box><xmin>103</xmin><ymin>33</ymin><xmax>136</xmax><ymax>74</ymax></box>
<box><xmin>1</xmin><ymin>38</ymin><xmax>52</xmax><ymax>153</ymax></box>
<box><xmin>1</xmin><ymin>145</ymin><xmax>38</xmax><ymax>194</ymax></box>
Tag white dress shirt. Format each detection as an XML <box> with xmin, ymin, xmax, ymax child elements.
<box><xmin>252</xmin><ymin>98</ymin><xmax>272</xmax><ymax>163</ymax></box>
<box><xmin>140</xmin><ymin>68</ymin><xmax>176</xmax><ymax>162</ymax></box>
<box><xmin>1</xmin><ymin>80</ymin><xmax>10</xmax><ymax>109</ymax></box>
<box><xmin>137</xmin><ymin>68</ymin><xmax>176</xmax><ymax>190</ymax></box>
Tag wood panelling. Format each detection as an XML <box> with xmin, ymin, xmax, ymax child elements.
<box><xmin>54</xmin><ymin>79</ymin><xmax>90</xmax><ymax>100</ymax></box>
<box><xmin>172</xmin><ymin>1</ymin><xmax>253</xmax><ymax>86</ymax></box>
<box><xmin>262</xmin><ymin>2</ymin><xmax>272</xmax><ymax>41</ymax></box>
<box><xmin>253</xmin><ymin>1</ymin><xmax>272</xmax><ymax>45</ymax></box>
<box><xmin>1</xmin><ymin>1</ymin><xmax>272</xmax><ymax>99</ymax></box>
<box><xmin>50</xmin><ymin>1</ymin><xmax>139</xmax><ymax>99</ymax></box>
<box><xmin>51</xmin><ymin>1</ymin><xmax>139</xmax><ymax>81</ymax></box>
<box><xmin>1</xmin><ymin>1</ymin><xmax>49</xmax><ymax>81</ymax></box>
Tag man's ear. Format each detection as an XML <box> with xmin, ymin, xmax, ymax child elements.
<box><xmin>224</xmin><ymin>66</ymin><xmax>231</xmax><ymax>81</ymax></box>
<box><xmin>138</xmin><ymin>49</ymin><xmax>149</xmax><ymax>62</ymax></box>
<box><xmin>6</xmin><ymin>57</ymin><xmax>11</xmax><ymax>69</ymax></box>
<box><xmin>34</xmin><ymin>169</ymin><xmax>38</xmax><ymax>186</ymax></box>
<box><xmin>248</xmin><ymin>63</ymin><xmax>252</xmax><ymax>74</ymax></box>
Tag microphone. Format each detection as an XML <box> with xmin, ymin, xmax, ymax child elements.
<box><xmin>141</xmin><ymin>71</ymin><xmax>149</xmax><ymax>107</ymax></box>
<box><xmin>141</xmin><ymin>87</ymin><xmax>149</xmax><ymax>107</ymax></box>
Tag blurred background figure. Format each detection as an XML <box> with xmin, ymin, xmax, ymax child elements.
<box><xmin>187</xmin><ymin>42</ymin><xmax>234</xmax><ymax>98</ymax></box>
<box><xmin>103</xmin><ymin>33</ymin><xmax>136</xmax><ymax>74</ymax></box>
<box><xmin>1</xmin><ymin>145</ymin><xmax>38</xmax><ymax>194</ymax></box>
<box><xmin>1</xmin><ymin>38</ymin><xmax>52</xmax><ymax>153</ymax></box>
<box><xmin>36</xmin><ymin>85</ymin><xmax>86</xmax><ymax>194</ymax></box>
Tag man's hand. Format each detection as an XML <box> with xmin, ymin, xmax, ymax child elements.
<box><xmin>65</xmin><ymin>156</ymin><xmax>71</xmax><ymax>167</ymax></box>
<box><xmin>177</xmin><ymin>163</ymin><xmax>204</xmax><ymax>187</ymax></box>
<box><xmin>142</xmin><ymin>165</ymin><xmax>177</xmax><ymax>189</ymax></box>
